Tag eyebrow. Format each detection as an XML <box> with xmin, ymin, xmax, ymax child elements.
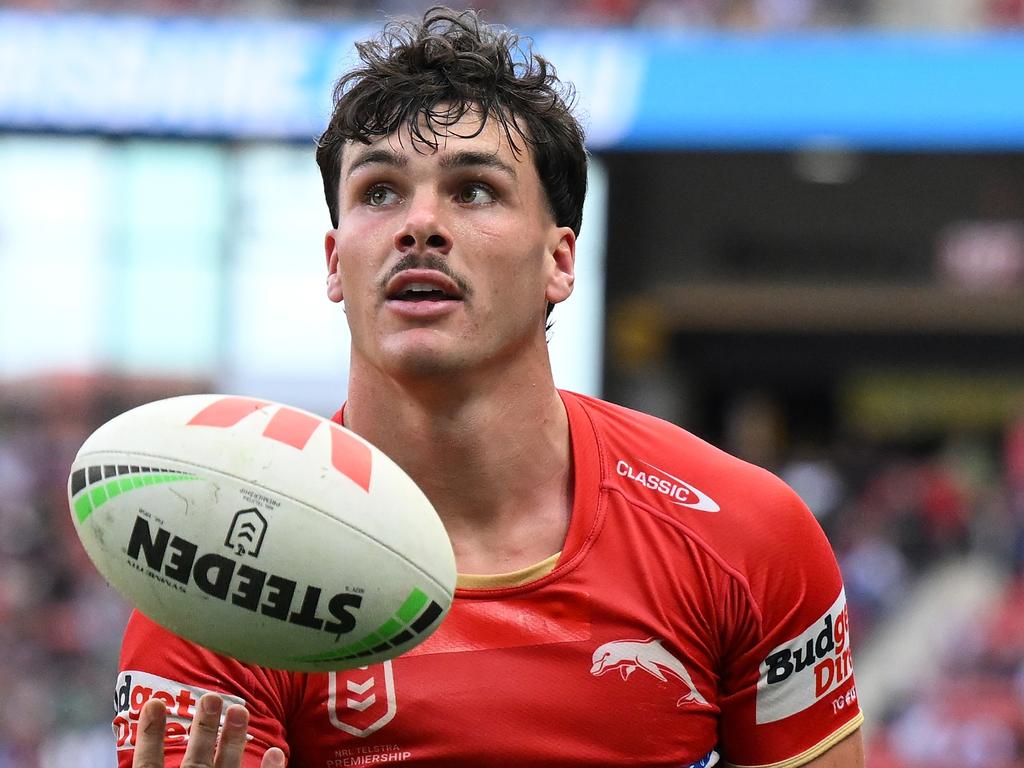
<box><xmin>345</xmin><ymin>148</ymin><xmax>408</xmax><ymax>179</ymax></box>
<box><xmin>439</xmin><ymin>150</ymin><xmax>518</xmax><ymax>179</ymax></box>
<box><xmin>344</xmin><ymin>147</ymin><xmax>518</xmax><ymax>180</ymax></box>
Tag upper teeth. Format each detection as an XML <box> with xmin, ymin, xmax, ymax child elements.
<box><xmin>406</xmin><ymin>283</ymin><xmax>439</xmax><ymax>292</ymax></box>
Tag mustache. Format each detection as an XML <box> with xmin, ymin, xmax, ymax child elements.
<box><xmin>379</xmin><ymin>254</ymin><xmax>473</xmax><ymax>298</ymax></box>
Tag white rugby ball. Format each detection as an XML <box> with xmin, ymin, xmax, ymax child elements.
<box><xmin>68</xmin><ymin>394</ymin><xmax>455</xmax><ymax>671</ymax></box>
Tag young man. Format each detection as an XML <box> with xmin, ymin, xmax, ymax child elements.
<box><xmin>124</xmin><ymin>8</ymin><xmax>864</xmax><ymax>768</ymax></box>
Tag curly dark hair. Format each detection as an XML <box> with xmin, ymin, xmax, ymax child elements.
<box><xmin>315</xmin><ymin>6</ymin><xmax>587</xmax><ymax>237</ymax></box>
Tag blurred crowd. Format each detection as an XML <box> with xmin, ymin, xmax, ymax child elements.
<box><xmin>2</xmin><ymin>375</ymin><xmax>1024</xmax><ymax>766</ymax></box>
<box><xmin>0</xmin><ymin>377</ymin><xmax>205</xmax><ymax>768</ymax></box>
<box><xmin>4</xmin><ymin>0</ymin><xmax>1024</xmax><ymax>29</ymax></box>
<box><xmin>764</xmin><ymin>407</ymin><xmax>1024</xmax><ymax>768</ymax></box>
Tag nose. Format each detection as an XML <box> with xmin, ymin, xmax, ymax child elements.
<box><xmin>393</xmin><ymin>191</ymin><xmax>453</xmax><ymax>255</ymax></box>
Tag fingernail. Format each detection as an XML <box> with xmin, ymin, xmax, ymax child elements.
<box><xmin>201</xmin><ymin>695</ymin><xmax>222</xmax><ymax>714</ymax></box>
<box><xmin>226</xmin><ymin>706</ymin><xmax>248</xmax><ymax>726</ymax></box>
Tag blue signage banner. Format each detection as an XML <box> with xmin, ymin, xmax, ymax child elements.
<box><xmin>2</xmin><ymin>10</ymin><xmax>1023</xmax><ymax>149</ymax></box>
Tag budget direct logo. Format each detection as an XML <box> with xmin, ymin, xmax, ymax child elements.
<box><xmin>112</xmin><ymin>671</ymin><xmax>246</xmax><ymax>750</ymax></box>
<box><xmin>755</xmin><ymin>590</ymin><xmax>854</xmax><ymax>724</ymax></box>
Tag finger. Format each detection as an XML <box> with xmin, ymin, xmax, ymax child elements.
<box><xmin>133</xmin><ymin>698</ymin><xmax>168</xmax><ymax>768</ymax></box>
<box><xmin>213</xmin><ymin>705</ymin><xmax>250</xmax><ymax>768</ymax></box>
<box><xmin>262</xmin><ymin>747</ymin><xmax>286</xmax><ymax>768</ymax></box>
<box><xmin>182</xmin><ymin>693</ymin><xmax>224</xmax><ymax>767</ymax></box>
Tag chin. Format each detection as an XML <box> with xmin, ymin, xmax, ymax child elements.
<box><xmin>379</xmin><ymin>335</ymin><xmax>470</xmax><ymax>379</ymax></box>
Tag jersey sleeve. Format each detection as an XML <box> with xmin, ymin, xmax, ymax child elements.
<box><xmin>716</xmin><ymin>475</ymin><xmax>863</xmax><ymax>767</ymax></box>
<box><xmin>115</xmin><ymin>610</ymin><xmax>292</xmax><ymax>768</ymax></box>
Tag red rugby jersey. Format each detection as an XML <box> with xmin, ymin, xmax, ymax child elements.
<box><xmin>116</xmin><ymin>390</ymin><xmax>862</xmax><ymax>768</ymax></box>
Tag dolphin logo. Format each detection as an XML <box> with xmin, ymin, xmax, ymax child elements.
<box><xmin>591</xmin><ymin>638</ymin><xmax>710</xmax><ymax>708</ymax></box>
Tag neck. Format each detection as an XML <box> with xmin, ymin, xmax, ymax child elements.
<box><xmin>344</xmin><ymin>355</ymin><xmax>573</xmax><ymax>574</ymax></box>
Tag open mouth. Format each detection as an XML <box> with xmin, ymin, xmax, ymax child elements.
<box><xmin>386</xmin><ymin>270</ymin><xmax>464</xmax><ymax>305</ymax></box>
<box><xmin>393</xmin><ymin>283</ymin><xmax>458</xmax><ymax>302</ymax></box>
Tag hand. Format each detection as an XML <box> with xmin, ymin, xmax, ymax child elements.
<box><xmin>132</xmin><ymin>692</ymin><xmax>285</xmax><ymax>768</ymax></box>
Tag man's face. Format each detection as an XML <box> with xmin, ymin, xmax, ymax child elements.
<box><xmin>325</xmin><ymin>110</ymin><xmax>576</xmax><ymax>381</ymax></box>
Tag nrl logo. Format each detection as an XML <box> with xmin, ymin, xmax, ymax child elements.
<box><xmin>225</xmin><ymin>508</ymin><xmax>267</xmax><ymax>558</ymax></box>
<box><xmin>327</xmin><ymin>662</ymin><xmax>397</xmax><ymax>737</ymax></box>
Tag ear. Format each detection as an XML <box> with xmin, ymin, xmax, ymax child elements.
<box><xmin>325</xmin><ymin>230</ymin><xmax>344</xmax><ymax>303</ymax></box>
<box><xmin>544</xmin><ymin>227</ymin><xmax>576</xmax><ymax>306</ymax></box>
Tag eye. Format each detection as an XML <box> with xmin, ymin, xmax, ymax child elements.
<box><xmin>457</xmin><ymin>183</ymin><xmax>496</xmax><ymax>205</ymax></box>
<box><xmin>363</xmin><ymin>185</ymin><xmax>400</xmax><ymax>207</ymax></box>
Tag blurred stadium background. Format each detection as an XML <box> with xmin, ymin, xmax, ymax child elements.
<box><xmin>3</xmin><ymin>0</ymin><xmax>1024</xmax><ymax>765</ymax></box>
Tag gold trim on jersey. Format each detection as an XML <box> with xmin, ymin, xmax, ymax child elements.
<box><xmin>725</xmin><ymin>712</ymin><xmax>863</xmax><ymax>768</ymax></box>
<box><xmin>457</xmin><ymin>552</ymin><xmax>562</xmax><ymax>589</ymax></box>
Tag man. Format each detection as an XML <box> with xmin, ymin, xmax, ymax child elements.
<box><xmin>124</xmin><ymin>7</ymin><xmax>864</xmax><ymax>768</ymax></box>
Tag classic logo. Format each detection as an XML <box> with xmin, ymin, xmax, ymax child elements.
<box><xmin>755</xmin><ymin>589</ymin><xmax>854</xmax><ymax>724</ymax></box>
<box><xmin>615</xmin><ymin>459</ymin><xmax>720</xmax><ymax>512</ymax></box>
<box><xmin>112</xmin><ymin>671</ymin><xmax>245</xmax><ymax>751</ymax></box>
<box><xmin>225</xmin><ymin>508</ymin><xmax>267</xmax><ymax>557</ymax></box>
<box><xmin>188</xmin><ymin>396</ymin><xmax>372</xmax><ymax>492</ymax></box>
<box><xmin>591</xmin><ymin>638</ymin><xmax>710</xmax><ymax>707</ymax></box>
<box><xmin>327</xmin><ymin>662</ymin><xmax>397</xmax><ymax>737</ymax></box>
